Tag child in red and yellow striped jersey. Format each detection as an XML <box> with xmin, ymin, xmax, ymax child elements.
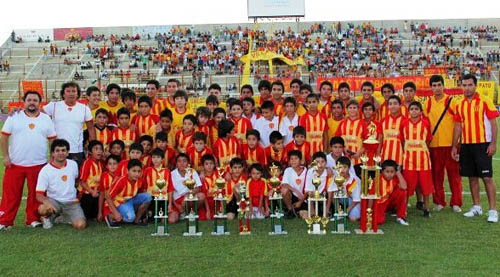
<box><xmin>98</xmin><ymin>154</ymin><xmax>120</xmax><ymax>222</ymax></box>
<box><xmin>200</xmin><ymin>154</ymin><xmax>218</xmax><ymax>219</ymax></box>
<box><xmin>171</xmin><ymin>90</ymin><xmax>194</xmax><ymax>135</ymax></box>
<box><xmin>229</xmin><ymin>99</ymin><xmax>253</xmax><ymax>145</ymax></box>
<box><xmin>175</xmin><ymin>114</ymin><xmax>197</xmax><ymax>154</ymax></box>
<box><xmin>187</xmin><ymin>132</ymin><xmax>213</xmax><ymax>172</ymax></box>
<box><xmin>92</xmin><ymin>108</ymin><xmax>113</xmax><ymax>150</ymax></box>
<box><xmin>327</xmin><ymin>99</ymin><xmax>345</xmax><ymax>145</ymax></box>
<box><xmin>377</xmin><ymin>83</ymin><xmax>396</xmax><ymax>121</ymax></box>
<box><xmin>121</xmin><ymin>88</ymin><xmax>137</xmax><ymax>119</ymax></box>
<box><xmin>105</xmin><ymin>159</ymin><xmax>152</xmax><ymax>226</ymax></box>
<box><xmin>155</xmin><ymin>132</ymin><xmax>177</xmax><ymax>170</ymax></box>
<box><xmin>79</xmin><ymin>140</ymin><xmax>104</xmax><ymax>220</ymax></box>
<box><xmin>265</xmin><ymin>131</ymin><xmax>286</xmax><ymax>166</ymax></box>
<box><xmin>131</xmin><ymin>96</ymin><xmax>160</xmax><ymax>138</ymax></box>
<box><xmin>225</xmin><ymin>158</ymin><xmax>247</xmax><ymax>220</ymax></box>
<box><xmin>213</xmin><ymin>119</ymin><xmax>241</xmax><ymax>168</ymax></box>
<box><xmin>318</xmin><ymin>81</ymin><xmax>334</xmax><ymax>118</ymax></box>
<box><xmin>299</xmin><ymin>93</ymin><xmax>328</xmax><ymax>154</ymax></box>
<box><xmin>271</xmin><ymin>80</ymin><xmax>285</xmax><ymax>117</ymax></box>
<box><xmin>376</xmin><ymin>159</ymin><xmax>408</xmax><ymax>226</ymax></box>
<box><xmin>336</xmin><ymin>100</ymin><xmax>364</xmax><ymax>168</ymax></box>
<box><xmin>139</xmin><ymin>135</ymin><xmax>153</xmax><ymax>168</ymax></box>
<box><xmin>241</xmin><ymin>129</ymin><xmax>267</xmax><ymax>166</ymax></box>
<box><xmin>111</xmin><ymin>108</ymin><xmax>137</xmax><ymax>158</ymax></box>
<box><xmin>116</xmin><ymin>143</ymin><xmax>143</xmax><ymax>177</ymax></box>
<box><xmin>210</xmin><ymin>108</ymin><xmax>226</xmax><ymax>146</ymax></box>
<box><xmin>402</xmin><ymin>101</ymin><xmax>434</xmax><ymax>217</ymax></box>
<box><xmin>195</xmin><ymin>106</ymin><xmax>214</xmax><ymax>147</ymax></box>
<box><xmin>381</xmin><ymin>95</ymin><xmax>407</xmax><ymax>167</ymax></box>
<box><xmin>283</xmin><ymin>126</ymin><xmax>311</xmax><ymax>166</ymax></box>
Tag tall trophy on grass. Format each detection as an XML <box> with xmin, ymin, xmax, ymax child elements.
<box><xmin>268</xmin><ymin>163</ymin><xmax>287</xmax><ymax>235</ymax></box>
<box><xmin>212</xmin><ymin>167</ymin><xmax>229</xmax><ymax>235</ymax></box>
<box><xmin>305</xmin><ymin>161</ymin><xmax>328</xmax><ymax>235</ymax></box>
<box><xmin>152</xmin><ymin>178</ymin><xmax>169</xmax><ymax>236</ymax></box>
<box><xmin>237</xmin><ymin>180</ymin><xmax>251</xmax><ymax>235</ymax></box>
<box><xmin>183</xmin><ymin>165</ymin><xmax>202</xmax><ymax>236</ymax></box>
<box><xmin>330</xmin><ymin>163</ymin><xmax>350</xmax><ymax>234</ymax></box>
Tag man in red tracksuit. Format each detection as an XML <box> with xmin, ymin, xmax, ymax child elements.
<box><xmin>0</xmin><ymin>91</ymin><xmax>57</xmax><ymax>230</ymax></box>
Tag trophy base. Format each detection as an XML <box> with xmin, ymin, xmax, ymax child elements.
<box><xmin>269</xmin><ymin>196</ymin><xmax>283</xmax><ymax>201</ymax></box>
<box><xmin>269</xmin><ymin>231</ymin><xmax>288</xmax><ymax>235</ymax></box>
<box><xmin>333</xmin><ymin>213</ymin><xmax>348</xmax><ymax>217</ymax></box>
<box><xmin>269</xmin><ymin>224</ymin><xmax>287</xmax><ymax>235</ymax></box>
<box><xmin>308</xmin><ymin>223</ymin><xmax>326</xmax><ymax>235</ymax></box>
<box><xmin>211</xmin><ymin>231</ymin><xmax>230</xmax><ymax>236</ymax></box>
<box><xmin>211</xmin><ymin>225</ymin><xmax>229</xmax><ymax>235</ymax></box>
<box><xmin>270</xmin><ymin>213</ymin><xmax>284</xmax><ymax>219</ymax></box>
<box><xmin>361</xmin><ymin>194</ymin><xmax>380</xmax><ymax>200</ymax></box>
<box><xmin>239</xmin><ymin>231</ymin><xmax>251</xmax><ymax>235</ymax></box>
<box><xmin>214</xmin><ymin>214</ymin><xmax>228</xmax><ymax>219</ymax></box>
<box><xmin>151</xmin><ymin>226</ymin><xmax>169</xmax><ymax>236</ymax></box>
<box><xmin>214</xmin><ymin>197</ymin><xmax>227</xmax><ymax>201</ymax></box>
<box><xmin>183</xmin><ymin>231</ymin><xmax>203</xmax><ymax>237</ymax></box>
<box><xmin>331</xmin><ymin>231</ymin><xmax>351</xmax><ymax>234</ymax></box>
<box><xmin>354</xmin><ymin>229</ymin><xmax>384</xmax><ymax>235</ymax></box>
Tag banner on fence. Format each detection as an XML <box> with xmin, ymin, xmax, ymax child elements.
<box><xmin>54</xmin><ymin>27</ymin><xmax>93</xmax><ymax>41</ymax></box>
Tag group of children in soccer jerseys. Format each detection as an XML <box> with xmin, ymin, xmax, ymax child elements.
<box><xmin>75</xmin><ymin>77</ymin><xmax>439</xmax><ymax>228</ymax></box>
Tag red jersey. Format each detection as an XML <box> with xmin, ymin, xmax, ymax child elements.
<box><xmin>213</xmin><ymin>136</ymin><xmax>241</xmax><ymax>167</ymax></box>
<box><xmin>109</xmin><ymin>176</ymin><xmax>143</xmax><ymax>207</ymax></box>
<box><xmin>298</xmin><ymin>111</ymin><xmax>328</xmax><ymax>154</ymax></box>
<box><xmin>378</xmin><ymin>175</ymin><xmax>398</xmax><ymax>203</ymax></box>
<box><xmin>265</xmin><ymin>145</ymin><xmax>286</xmax><ymax>166</ymax></box>
<box><xmin>98</xmin><ymin>171</ymin><xmax>118</xmax><ymax>193</ymax></box>
<box><xmin>401</xmin><ymin>117</ymin><xmax>432</xmax><ymax>171</ymax></box>
<box><xmin>226</xmin><ymin>175</ymin><xmax>247</xmax><ymax>202</ymax></box>
<box><xmin>175</xmin><ymin>129</ymin><xmax>194</xmax><ymax>153</ymax></box>
<box><xmin>151</xmin><ymin>98</ymin><xmax>167</xmax><ymax>116</ymax></box>
<box><xmin>230</xmin><ymin>117</ymin><xmax>253</xmax><ymax>144</ymax></box>
<box><xmin>111</xmin><ymin>127</ymin><xmax>137</xmax><ymax>156</ymax></box>
<box><xmin>79</xmin><ymin>157</ymin><xmax>104</xmax><ymax>193</ymax></box>
<box><xmin>196</xmin><ymin>122</ymin><xmax>214</xmax><ymax>147</ymax></box>
<box><xmin>381</xmin><ymin>114</ymin><xmax>406</xmax><ymax>165</ymax></box>
<box><xmin>95</xmin><ymin>126</ymin><xmax>113</xmax><ymax>147</ymax></box>
<box><xmin>140</xmin><ymin>154</ymin><xmax>152</xmax><ymax>168</ymax></box>
<box><xmin>131</xmin><ymin>114</ymin><xmax>160</xmax><ymax>137</ymax></box>
<box><xmin>116</xmin><ymin>159</ymin><xmax>130</xmax><ymax>177</ymax></box>
<box><xmin>240</xmin><ymin>144</ymin><xmax>267</xmax><ymax>167</ymax></box>
<box><xmin>336</xmin><ymin>117</ymin><xmax>364</xmax><ymax>164</ymax></box>
<box><xmin>161</xmin><ymin>146</ymin><xmax>177</xmax><ymax>169</ymax></box>
<box><xmin>186</xmin><ymin>145</ymin><xmax>212</xmax><ymax>172</ymax></box>
<box><xmin>283</xmin><ymin>141</ymin><xmax>311</xmax><ymax>165</ymax></box>
<box><xmin>142</xmin><ymin>166</ymin><xmax>174</xmax><ymax>195</ymax></box>
<box><xmin>246</xmin><ymin>178</ymin><xmax>267</xmax><ymax>206</ymax></box>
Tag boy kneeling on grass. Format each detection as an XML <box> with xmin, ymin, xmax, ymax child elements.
<box><xmin>36</xmin><ymin>139</ymin><xmax>86</xmax><ymax>230</ymax></box>
<box><xmin>105</xmin><ymin>159</ymin><xmax>152</xmax><ymax>228</ymax></box>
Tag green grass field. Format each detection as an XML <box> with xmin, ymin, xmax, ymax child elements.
<box><xmin>1</xmin><ymin>122</ymin><xmax>500</xmax><ymax>276</ymax></box>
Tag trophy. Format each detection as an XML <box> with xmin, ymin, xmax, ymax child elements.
<box><xmin>212</xmin><ymin>167</ymin><xmax>229</xmax><ymax>235</ymax></box>
<box><xmin>152</xmin><ymin>178</ymin><xmax>169</xmax><ymax>236</ymax></box>
<box><xmin>183</xmin><ymin>165</ymin><xmax>202</xmax><ymax>236</ymax></box>
<box><xmin>268</xmin><ymin>163</ymin><xmax>287</xmax><ymax>235</ymax></box>
<box><xmin>330</xmin><ymin>163</ymin><xmax>350</xmax><ymax>234</ymax></box>
<box><xmin>305</xmin><ymin>161</ymin><xmax>328</xmax><ymax>235</ymax></box>
<box><xmin>237</xmin><ymin>180</ymin><xmax>251</xmax><ymax>235</ymax></box>
<box><xmin>355</xmin><ymin>155</ymin><xmax>383</xmax><ymax>235</ymax></box>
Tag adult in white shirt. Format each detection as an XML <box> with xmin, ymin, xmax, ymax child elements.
<box><xmin>168</xmin><ymin>153</ymin><xmax>203</xmax><ymax>224</ymax></box>
<box><xmin>36</xmin><ymin>139</ymin><xmax>86</xmax><ymax>230</ymax></box>
<box><xmin>44</xmin><ymin>82</ymin><xmax>95</xmax><ymax>167</ymax></box>
<box><xmin>0</xmin><ymin>91</ymin><xmax>57</xmax><ymax>231</ymax></box>
<box><xmin>254</xmin><ymin>100</ymin><xmax>280</xmax><ymax>147</ymax></box>
<box><xmin>279</xmin><ymin>97</ymin><xmax>299</xmax><ymax>145</ymax></box>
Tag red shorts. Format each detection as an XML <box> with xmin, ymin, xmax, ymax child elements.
<box><xmin>403</xmin><ymin>170</ymin><xmax>434</xmax><ymax>196</ymax></box>
<box><xmin>171</xmin><ymin>195</ymin><xmax>186</xmax><ymax>213</ymax></box>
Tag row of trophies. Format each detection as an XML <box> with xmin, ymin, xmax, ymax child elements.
<box><xmin>151</xmin><ymin>153</ymin><xmax>384</xmax><ymax>236</ymax></box>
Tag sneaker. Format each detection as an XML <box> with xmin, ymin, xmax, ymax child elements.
<box><xmin>487</xmin><ymin>210</ymin><xmax>498</xmax><ymax>223</ymax></box>
<box><xmin>423</xmin><ymin>209</ymin><xmax>431</xmax><ymax>218</ymax></box>
<box><xmin>416</xmin><ymin>201</ymin><xmax>424</xmax><ymax>210</ymax></box>
<box><xmin>41</xmin><ymin>217</ymin><xmax>53</xmax><ymax>229</ymax></box>
<box><xmin>464</xmin><ymin>206</ymin><xmax>483</xmax><ymax>218</ymax></box>
<box><xmin>105</xmin><ymin>215</ymin><xmax>121</xmax><ymax>229</ymax></box>
<box><xmin>396</xmin><ymin>217</ymin><xmax>409</xmax><ymax>226</ymax></box>
<box><xmin>452</xmin><ymin>206</ymin><xmax>462</xmax><ymax>213</ymax></box>
<box><xmin>433</xmin><ymin>205</ymin><xmax>444</xmax><ymax>212</ymax></box>
<box><xmin>0</xmin><ymin>224</ymin><xmax>12</xmax><ymax>231</ymax></box>
<box><xmin>29</xmin><ymin>221</ymin><xmax>42</xmax><ymax>228</ymax></box>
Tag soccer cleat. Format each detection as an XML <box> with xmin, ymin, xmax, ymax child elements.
<box><xmin>29</xmin><ymin>221</ymin><xmax>42</xmax><ymax>228</ymax></box>
<box><xmin>423</xmin><ymin>209</ymin><xmax>431</xmax><ymax>218</ymax></box>
<box><xmin>487</xmin><ymin>210</ymin><xmax>498</xmax><ymax>223</ymax></box>
<box><xmin>433</xmin><ymin>205</ymin><xmax>444</xmax><ymax>212</ymax></box>
<box><xmin>464</xmin><ymin>206</ymin><xmax>483</xmax><ymax>218</ymax></box>
<box><xmin>416</xmin><ymin>201</ymin><xmax>424</xmax><ymax>210</ymax></box>
<box><xmin>396</xmin><ymin>218</ymin><xmax>409</xmax><ymax>226</ymax></box>
<box><xmin>452</xmin><ymin>206</ymin><xmax>462</xmax><ymax>213</ymax></box>
<box><xmin>105</xmin><ymin>215</ymin><xmax>120</xmax><ymax>229</ymax></box>
<box><xmin>41</xmin><ymin>217</ymin><xmax>53</xmax><ymax>229</ymax></box>
<box><xmin>0</xmin><ymin>224</ymin><xmax>12</xmax><ymax>231</ymax></box>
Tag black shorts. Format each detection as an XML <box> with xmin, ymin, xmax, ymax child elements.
<box><xmin>291</xmin><ymin>194</ymin><xmax>308</xmax><ymax>211</ymax></box>
<box><xmin>459</xmin><ymin>143</ymin><xmax>493</xmax><ymax>178</ymax></box>
<box><xmin>80</xmin><ymin>193</ymin><xmax>99</xmax><ymax>219</ymax></box>
<box><xmin>226</xmin><ymin>198</ymin><xmax>238</xmax><ymax>214</ymax></box>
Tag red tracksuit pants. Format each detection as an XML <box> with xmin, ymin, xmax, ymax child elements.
<box><xmin>0</xmin><ymin>164</ymin><xmax>44</xmax><ymax>226</ymax></box>
<box><xmin>376</xmin><ymin>187</ymin><xmax>407</xmax><ymax>224</ymax></box>
<box><xmin>430</xmin><ymin>147</ymin><xmax>462</xmax><ymax>207</ymax></box>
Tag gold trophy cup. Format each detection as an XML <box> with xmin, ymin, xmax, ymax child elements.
<box><xmin>269</xmin><ymin>163</ymin><xmax>281</xmax><ymax>199</ymax></box>
<box><xmin>215</xmin><ymin>167</ymin><xmax>226</xmax><ymax>199</ymax></box>
<box><xmin>310</xmin><ymin>161</ymin><xmax>322</xmax><ymax>199</ymax></box>
<box><xmin>183</xmin><ymin>165</ymin><xmax>196</xmax><ymax>200</ymax></box>
<box><xmin>155</xmin><ymin>178</ymin><xmax>167</xmax><ymax>200</ymax></box>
